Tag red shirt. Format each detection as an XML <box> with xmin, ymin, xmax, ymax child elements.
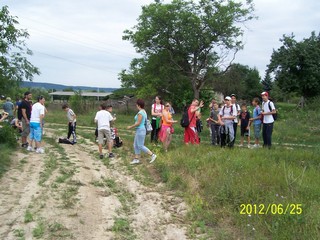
<box><xmin>188</xmin><ymin>106</ymin><xmax>197</xmax><ymax>128</ymax></box>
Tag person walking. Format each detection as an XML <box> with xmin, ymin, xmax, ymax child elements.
<box><xmin>94</xmin><ymin>103</ymin><xmax>115</xmax><ymax>159</ymax></box>
<box><xmin>158</xmin><ymin>102</ymin><xmax>177</xmax><ymax>152</ymax></box>
<box><xmin>62</xmin><ymin>104</ymin><xmax>77</xmax><ymax>144</ymax></box>
<box><xmin>218</xmin><ymin>96</ymin><xmax>237</xmax><ymax>148</ymax></box>
<box><xmin>3</xmin><ymin>97</ymin><xmax>14</xmax><ymax>121</ymax></box>
<box><xmin>18</xmin><ymin>91</ymin><xmax>32</xmax><ymax>148</ymax></box>
<box><xmin>184</xmin><ymin>99</ymin><xmax>204</xmax><ymax>145</ymax></box>
<box><xmin>127</xmin><ymin>99</ymin><xmax>157</xmax><ymax>165</ymax></box>
<box><xmin>261</xmin><ymin>92</ymin><xmax>276</xmax><ymax>149</ymax></box>
<box><xmin>231</xmin><ymin>94</ymin><xmax>240</xmax><ymax>145</ymax></box>
<box><xmin>27</xmin><ymin>96</ymin><xmax>46</xmax><ymax>154</ymax></box>
<box><xmin>150</xmin><ymin>96</ymin><xmax>164</xmax><ymax>144</ymax></box>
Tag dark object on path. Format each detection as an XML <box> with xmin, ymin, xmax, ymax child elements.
<box><xmin>58</xmin><ymin>137</ymin><xmax>74</xmax><ymax>145</ymax></box>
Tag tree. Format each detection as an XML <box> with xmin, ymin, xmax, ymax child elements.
<box><xmin>267</xmin><ymin>32</ymin><xmax>320</xmax><ymax>99</ymax></box>
<box><xmin>262</xmin><ymin>72</ymin><xmax>273</xmax><ymax>92</ymax></box>
<box><xmin>122</xmin><ymin>0</ymin><xmax>255</xmax><ymax>99</ymax></box>
<box><xmin>0</xmin><ymin>6</ymin><xmax>39</xmax><ymax>96</ymax></box>
<box><xmin>212</xmin><ymin>63</ymin><xmax>262</xmax><ymax>100</ymax></box>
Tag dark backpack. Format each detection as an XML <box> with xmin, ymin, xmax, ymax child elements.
<box><xmin>268</xmin><ymin>101</ymin><xmax>278</xmax><ymax>121</ymax></box>
<box><xmin>180</xmin><ymin>106</ymin><xmax>195</xmax><ymax>128</ymax></box>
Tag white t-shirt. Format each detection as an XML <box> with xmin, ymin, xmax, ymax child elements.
<box><xmin>151</xmin><ymin>103</ymin><xmax>164</xmax><ymax>119</ymax></box>
<box><xmin>94</xmin><ymin>110</ymin><xmax>114</xmax><ymax>130</ymax></box>
<box><xmin>262</xmin><ymin>100</ymin><xmax>275</xmax><ymax>124</ymax></box>
<box><xmin>30</xmin><ymin>102</ymin><xmax>45</xmax><ymax>123</ymax></box>
<box><xmin>67</xmin><ymin>109</ymin><xmax>76</xmax><ymax>123</ymax></box>
<box><xmin>219</xmin><ymin>104</ymin><xmax>237</xmax><ymax>125</ymax></box>
<box><xmin>233</xmin><ymin>103</ymin><xmax>240</xmax><ymax>123</ymax></box>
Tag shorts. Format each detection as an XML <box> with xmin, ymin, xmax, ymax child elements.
<box><xmin>253</xmin><ymin>123</ymin><xmax>261</xmax><ymax>139</ymax></box>
<box><xmin>21</xmin><ymin>118</ymin><xmax>30</xmax><ymax>137</ymax></box>
<box><xmin>98</xmin><ymin>129</ymin><xmax>111</xmax><ymax>144</ymax></box>
<box><xmin>29</xmin><ymin>122</ymin><xmax>42</xmax><ymax>142</ymax></box>
<box><xmin>241</xmin><ymin>125</ymin><xmax>250</xmax><ymax>137</ymax></box>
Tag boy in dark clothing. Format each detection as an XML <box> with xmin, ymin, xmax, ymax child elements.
<box><xmin>18</xmin><ymin>91</ymin><xmax>32</xmax><ymax>148</ymax></box>
<box><xmin>239</xmin><ymin>103</ymin><xmax>251</xmax><ymax>147</ymax></box>
<box><xmin>207</xmin><ymin>102</ymin><xmax>220</xmax><ymax>145</ymax></box>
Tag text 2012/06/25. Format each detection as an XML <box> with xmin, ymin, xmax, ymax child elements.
<box><xmin>239</xmin><ymin>203</ymin><xmax>303</xmax><ymax>215</ymax></box>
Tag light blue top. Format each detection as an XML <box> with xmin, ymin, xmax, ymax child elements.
<box><xmin>253</xmin><ymin>106</ymin><xmax>262</xmax><ymax>125</ymax></box>
<box><xmin>134</xmin><ymin>110</ymin><xmax>147</xmax><ymax>129</ymax></box>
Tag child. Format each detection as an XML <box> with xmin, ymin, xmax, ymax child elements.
<box><xmin>239</xmin><ymin>103</ymin><xmax>251</xmax><ymax>147</ymax></box>
<box><xmin>62</xmin><ymin>104</ymin><xmax>77</xmax><ymax>144</ymax></box>
<box><xmin>94</xmin><ymin>104</ymin><xmax>114</xmax><ymax>159</ymax></box>
<box><xmin>249</xmin><ymin>98</ymin><xmax>262</xmax><ymax>148</ymax></box>
<box><xmin>207</xmin><ymin>102</ymin><xmax>220</xmax><ymax>145</ymax></box>
<box><xmin>218</xmin><ymin>96</ymin><xmax>237</xmax><ymax>148</ymax></box>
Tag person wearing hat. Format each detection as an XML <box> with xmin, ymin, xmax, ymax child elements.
<box><xmin>2</xmin><ymin>97</ymin><xmax>14</xmax><ymax>121</ymax></box>
<box><xmin>17</xmin><ymin>91</ymin><xmax>33</xmax><ymax>148</ymax></box>
<box><xmin>218</xmin><ymin>96</ymin><xmax>237</xmax><ymax>147</ymax></box>
<box><xmin>261</xmin><ymin>91</ymin><xmax>276</xmax><ymax>149</ymax></box>
<box><xmin>230</xmin><ymin>94</ymin><xmax>241</xmax><ymax>145</ymax></box>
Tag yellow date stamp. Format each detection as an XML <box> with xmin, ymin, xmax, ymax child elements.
<box><xmin>239</xmin><ymin>203</ymin><xmax>303</xmax><ymax>215</ymax></box>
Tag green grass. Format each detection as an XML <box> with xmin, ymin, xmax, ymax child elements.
<box><xmin>24</xmin><ymin>209</ymin><xmax>34</xmax><ymax>223</ymax></box>
<box><xmin>0</xmin><ymin>144</ymin><xmax>14</xmax><ymax>178</ymax></box>
<box><xmin>32</xmin><ymin>221</ymin><xmax>45</xmax><ymax>238</ymax></box>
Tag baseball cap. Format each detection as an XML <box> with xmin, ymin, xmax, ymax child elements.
<box><xmin>230</xmin><ymin>94</ymin><xmax>236</xmax><ymax>97</ymax></box>
<box><xmin>6</xmin><ymin>97</ymin><xmax>11</xmax><ymax>101</ymax></box>
<box><xmin>261</xmin><ymin>91</ymin><xmax>269</xmax><ymax>97</ymax></box>
<box><xmin>225</xmin><ymin>96</ymin><xmax>232</xmax><ymax>101</ymax></box>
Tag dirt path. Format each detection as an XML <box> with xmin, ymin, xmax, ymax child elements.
<box><xmin>0</xmin><ymin>126</ymin><xmax>194</xmax><ymax>240</ymax></box>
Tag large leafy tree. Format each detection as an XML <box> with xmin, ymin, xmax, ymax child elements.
<box><xmin>267</xmin><ymin>32</ymin><xmax>320</xmax><ymax>99</ymax></box>
<box><xmin>212</xmin><ymin>63</ymin><xmax>262</xmax><ymax>100</ymax></box>
<box><xmin>121</xmin><ymin>0</ymin><xmax>255</xmax><ymax>99</ymax></box>
<box><xmin>0</xmin><ymin>6</ymin><xmax>39</xmax><ymax>96</ymax></box>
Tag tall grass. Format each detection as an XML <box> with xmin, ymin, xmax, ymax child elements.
<box><xmin>155</xmin><ymin>146</ymin><xmax>320</xmax><ymax>239</ymax></box>
<box><xmin>0</xmin><ymin>124</ymin><xmax>17</xmax><ymax>178</ymax></box>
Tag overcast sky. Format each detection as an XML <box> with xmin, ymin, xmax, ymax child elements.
<box><xmin>1</xmin><ymin>0</ymin><xmax>319</xmax><ymax>88</ymax></box>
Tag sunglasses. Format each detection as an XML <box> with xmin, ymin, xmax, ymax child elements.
<box><xmin>165</xmin><ymin>105</ymin><xmax>170</xmax><ymax>107</ymax></box>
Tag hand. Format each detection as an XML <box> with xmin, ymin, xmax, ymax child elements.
<box><xmin>172</xmin><ymin>120</ymin><xmax>178</xmax><ymax>123</ymax></box>
<box><xmin>249</xmin><ymin>118</ymin><xmax>254</xmax><ymax>121</ymax></box>
<box><xmin>127</xmin><ymin>126</ymin><xmax>131</xmax><ymax>130</ymax></box>
<box><xmin>113</xmin><ymin>117</ymin><xmax>117</xmax><ymax>121</ymax></box>
<box><xmin>220</xmin><ymin>121</ymin><xmax>225</xmax><ymax>126</ymax></box>
<box><xmin>199</xmin><ymin>101</ymin><xmax>204</xmax><ymax>108</ymax></box>
<box><xmin>238</xmin><ymin>123</ymin><xmax>240</xmax><ymax>126</ymax></box>
<box><xmin>246</xmin><ymin>126</ymin><xmax>249</xmax><ymax>130</ymax></box>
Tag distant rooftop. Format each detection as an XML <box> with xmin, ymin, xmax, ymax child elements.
<box><xmin>49</xmin><ymin>91</ymin><xmax>112</xmax><ymax>97</ymax></box>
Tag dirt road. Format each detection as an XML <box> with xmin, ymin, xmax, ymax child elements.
<box><xmin>0</xmin><ymin>125</ymin><xmax>193</xmax><ymax>240</ymax></box>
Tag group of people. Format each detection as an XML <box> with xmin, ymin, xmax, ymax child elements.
<box><xmin>1</xmin><ymin>90</ymin><xmax>276</xmax><ymax>164</ymax></box>
<box><xmin>206</xmin><ymin>92</ymin><xmax>276</xmax><ymax>149</ymax></box>
<box><xmin>125</xmin><ymin>91</ymin><xmax>276</xmax><ymax>164</ymax></box>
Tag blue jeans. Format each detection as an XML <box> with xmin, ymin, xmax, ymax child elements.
<box><xmin>134</xmin><ymin>128</ymin><xmax>150</xmax><ymax>155</ymax></box>
<box><xmin>262</xmin><ymin>123</ymin><xmax>273</xmax><ymax>148</ymax></box>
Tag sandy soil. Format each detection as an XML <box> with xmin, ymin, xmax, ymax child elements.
<box><xmin>0</xmin><ymin>126</ymin><xmax>194</xmax><ymax>240</ymax></box>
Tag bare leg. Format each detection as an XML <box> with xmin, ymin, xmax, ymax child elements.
<box><xmin>98</xmin><ymin>144</ymin><xmax>103</xmax><ymax>155</ymax></box>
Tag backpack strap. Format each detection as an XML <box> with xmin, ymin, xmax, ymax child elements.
<box><xmin>189</xmin><ymin>107</ymin><xmax>196</xmax><ymax>124</ymax></box>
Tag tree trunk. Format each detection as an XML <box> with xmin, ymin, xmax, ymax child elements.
<box><xmin>194</xmin><ymin>88</ymin><xmax>200</xmax><ymax>99</ymax></box>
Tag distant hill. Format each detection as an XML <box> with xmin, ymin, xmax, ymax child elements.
<box><xmin>21</xmin><ymin>81</ymin><xmax>117</xmax><ymax>92</ymax></box>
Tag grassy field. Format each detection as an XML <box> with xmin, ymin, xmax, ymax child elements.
<box><xmin>14</xmin><ymin>103</ymin><xmax>320</xmax><ymax>239</ymax></box>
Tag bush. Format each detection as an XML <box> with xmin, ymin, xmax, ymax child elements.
<box><xmin>0</xmin><ymin>124</ymin><xmax>17</xmax><ymax>147</ymax></box>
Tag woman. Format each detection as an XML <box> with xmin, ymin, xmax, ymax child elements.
<box><xmin>127</xmin><ymin>99</ymin><xmax>157</xmax><ymax>165</ymax></box>
<box><xmin>158</xmin><ymin>102</ymin><xmax>177</xmax><ymax>152</ymax></box>
<box><xmin>151</xmin><ymin>96</ymin><xmax>164</xmax><ymax>143</ymax></box>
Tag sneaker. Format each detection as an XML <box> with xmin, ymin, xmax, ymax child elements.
<box><xmin>150</xmin><ymin>154</ymin><xmax>157</xmax><ymax>163</ymax></box>
<box><xmin>27</xmin><ymin>146</ymin><xmax>33</xmax><ymax>152</ymax></box>
<box><xmin>21</xmin><ymin>143</ymin><xmax>29</xmax><ymax>148</ymax></box>
<box><xmin>109</xmin><ymin>153</ymin><xmax>115</xmax><ymax>158</ymax></box>
<box><xmin>130</xmin><ymin>159</ymin><xmax>140</xmax><ymax>165</ymax></box>
<box><xmin>248</xmin><ymin>145</ymin><xmax>252</xmax><ymax>149</ymax></box>
<box><xmin>100</xmin><ymin>154</ymin><xmax>104</xmax><ymax>159</ymax></box>
<box><xmin>238</xmin><ymin>144</ymin><xmax>244</xmax><ymax>147</ymax></box>
<box><xmin>36</xmin><ymin>148</ymin><xmax>45</xmax><ymax>154</ymax></box>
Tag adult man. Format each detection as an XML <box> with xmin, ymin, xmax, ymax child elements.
<box><xmin>231</xmin><ymin>94</ymin><xmax>240</xmax><ymax>145</ymax></box>
<box><xmin>261</xmin><ymin>92</ymin><xmax>276</xmax><ymax>149</ymax></box>
<box><xmin>218</xmin><ymin>96</ymin><xmax>237</xmax><ymax>147</ymax></box>
<box><xmin>27</xmin><ymin>96</ymin><xmax>46</xmax><ymax>153</ymax></box>
<box><xmin>184</xmin><ymin>99</ymin><xmax>204</xmax><ymax>145</ymax></box>
<box><xmin>94</xmin><ymin>103</ymin><xmax>115</xmax><ymax>159</ymax></box>
<box><xmin>3</xmin><ymin>97</ymin><xmax>14</xmax><ymax>121</ymax></box>
<box><xmin>18</xmin><ymin>92</ymin><xmax>32</xmax><ymax>148</ymax></box>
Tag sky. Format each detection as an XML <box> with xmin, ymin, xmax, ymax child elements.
<box><xmin>1</xmin><ymin>0</ymin><xmax>319</xmax><ymax>88</ymax></box>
